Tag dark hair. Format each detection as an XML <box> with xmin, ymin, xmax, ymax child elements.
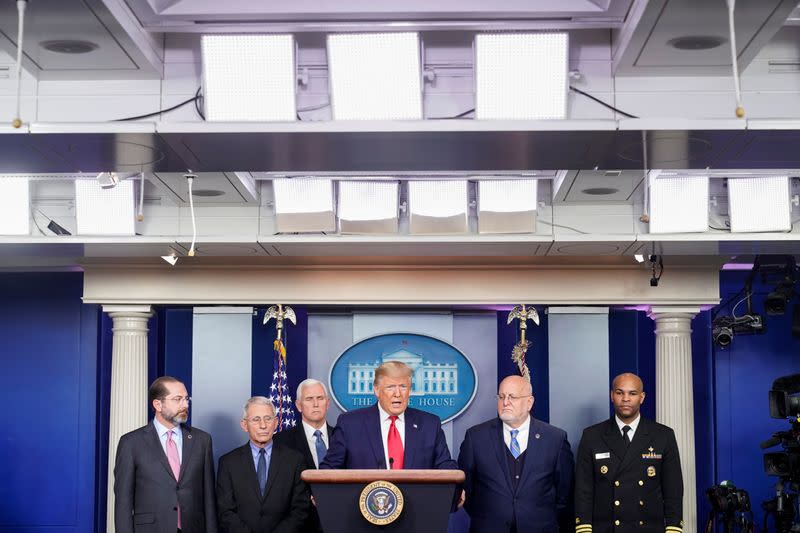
<box><xmin>148</xmin><ymin>376</ymin><xmax>182</xmax><ymax>407</ymax></box>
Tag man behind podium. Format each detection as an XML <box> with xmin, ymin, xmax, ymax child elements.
<box><xmin>273</xmin><ymin>379</ymin><xmax>334</xmax><ymax>532</ymax></box>
<box><xmin>320</xmin><ymin>361</ymin><xmax>457</xmax><ymax>470</ymax></box>
<box><xmin>216</xmin><ymin>396</ymin><xmax>311</xmax><ymax>533</ymax></box>
<box><xmin>459</xmin><ymin>375</ymin><xmax>574</xmax><ymax>533</ymax></box>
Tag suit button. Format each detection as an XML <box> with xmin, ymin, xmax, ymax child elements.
<box><xmin>615</xmin><ymin>520</ymin><xmax>620</xmax><ymax>526</ymax></box>
<box><xmin>640</xmin><ymin>521</ymin><xmax>645</xmax><ymax>526</ymax></box>
<box><xmin>638</xmin><ymin>480</ymin><xmax>644</xmax><ymax>486</ymax></box>
<box><xmin>614</xmin><ymin>500</ymin><xmax>620</xmax><ymax>506</ymax></box>
<box><xmin>614</xmin><ymin>481</ymin><xmax>620</xmax><ymax>487</ymax></box>
<box><xmin>173</xmin><ymin>507</ymin><xmax>177</xmax><ymax>511</ymax></box>
<box><xmin>175</xmin><ymin>485</ymin><xmax>180</xmax><ymax>490</ymax></box>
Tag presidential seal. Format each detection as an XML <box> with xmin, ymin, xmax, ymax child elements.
<box><xmin>359</xmin><ymin>480</ymin><xmax>404</xmax><ymax>525</ymax></box>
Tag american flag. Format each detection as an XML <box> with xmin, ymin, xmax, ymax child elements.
<box><xmin>267</xmin><ymin>337</ymin><xmax>297</xmax><ymax>431</ymax></box>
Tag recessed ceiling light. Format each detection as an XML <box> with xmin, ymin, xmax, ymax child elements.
<box><xmin>40</xmin><ymin>40</ymin><xmax>99</xmax><ymax>54</ymax></box>
<box><xmin>192</xmin><ymin>189</ymin><xmax>225</xmax><ymax>197</ymax></box>
<box><xmin>581</xmin><ymin>187</ymin><xmax>619</xmax><ymax>196</ymax></box>
<box><xmin>667</xmin><ymin>36</ymin><xmax>726</xmax><ymax>51</ymax></box>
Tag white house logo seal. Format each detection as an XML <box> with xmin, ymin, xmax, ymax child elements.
<box><xmin>359</xmin><ymin>480</ymin><xmax>404</xmax><ymax>525</ymax></box>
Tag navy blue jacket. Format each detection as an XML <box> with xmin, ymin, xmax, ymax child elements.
<box><xmin>320</xmin><ymin>403</ymin><xmax>457</xmax><ymax>470</ymax></box>
<box><xmin>459</xmin><ymin>417</ymin><xmax>574</xmax><ymax>533</ymax></box>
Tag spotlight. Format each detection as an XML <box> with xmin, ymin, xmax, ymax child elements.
<box><xmin>161</xmin><ymin>254</ymin><xmax>178</xmax><ymax>266</ymax></box>
<box><xmin>764</xmin><ymin>278</ymin><xmax>795</xmax><ymax>315</ymax></box>
<box><xmin>97</xmin><ymin>172</ymin><xmax>120</xmax><ymax>189</ymax></box>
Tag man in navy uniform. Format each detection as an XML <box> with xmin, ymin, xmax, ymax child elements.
<box><xmin>574</xmin><ymin>373</ymin><xmax>683</xmax><ymax>533</ymax></box>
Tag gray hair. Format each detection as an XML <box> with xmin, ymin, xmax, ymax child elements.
<box><xmin>296</xmin><ymin>378</ymin><xmax>329</xmax><ymax>401</ymax></box>
<box><xmin>242</xmin><ymin>396</ymin><xmax>275</xmax><ymax>420</ymax></box>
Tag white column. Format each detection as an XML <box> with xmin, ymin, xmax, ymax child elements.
<box><xmin>648</xmin><ymin>306</ymin><xmax>700</xmax><ymax>533</ymax></box>
<box><xmin>104</xmin><ymin>305</ymin><xmax>153</xmax><ymax>533</ymax></box>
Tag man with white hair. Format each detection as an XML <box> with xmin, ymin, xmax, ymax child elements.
<box><xmin>274</xmin><ymin>378</ymin><xmax>335</xmax><ymax>469</ymax></box>
<box><xmin>273</xmin><ymin>379</ymin><xmax>334</xmax><ymax>532</ymax></box>
<box><xmin>216</xmin><ymin>396</ymin><xmax>310</xmax><ymax>533</ymax></box>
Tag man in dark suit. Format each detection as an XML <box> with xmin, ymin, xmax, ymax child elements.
<box><xmin>459</xmin><ymin>375</ymin><xmax>574</xmax><ymax>533</ymax></box>
<box><xmin>114</xmin><ymin>376</ymin><xmax>217</xmax><ymax>533</ymax></box>
<box><xmin>574</xmin><ymin>373</ymin><xmax>683</xmax><ymax>533</ymax></box>
<box><xmin>320</xmin><ymin>360</ymin><xmax>457</xmax><ymax>470</ymax></box>
<box><xmin>273</xmin><ymin>378</ymin><xmax>334</xmax><ymax>469</ymax></box>
<box><xmin>216</xmin><ymin>396</ymin><xmax>311</xmax><ymax>533</ymax></box>
<box><xmin>273</xmin><ymin>378</ymin><xmax>334</xmax><ymax>532</ymax></box>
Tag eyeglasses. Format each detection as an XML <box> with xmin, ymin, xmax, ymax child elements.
<box><xmin>246</xmin><ymin>415</ymin><xmax>276</xmax><ymax>425</ymax></box>
<box><xmin>496</xmin><ymin>394</ymin><xmax>532</xmax><ymax>402</ymax></box>
<box><xmin>161</xmin><ymin>396</ymin><xmax>191</xmax><ymax>404</ymax></box>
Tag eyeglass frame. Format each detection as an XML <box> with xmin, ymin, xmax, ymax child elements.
<box><xmin>160</xmin><ymin>396</ymin><xmax>192</xmax><ymax>404</ymax></box>
<box><xmin>244</xmin><ymin>415</ymin><xmax>277</xmax><ymax>425</ymax></box>
<box><xmin>496</xmin><ymin>393</ymin><xmax>533</xmax><ymax>402</ymax></box>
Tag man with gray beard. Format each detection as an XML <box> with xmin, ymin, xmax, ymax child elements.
<box><xmin>114</xmin><ymin>376</ymin><xmax>217</xmax><ymax>533</ymax></box>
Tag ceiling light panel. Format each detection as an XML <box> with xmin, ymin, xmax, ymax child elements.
<box><xmin>478</xmin><ymin>179</ymin><xmax>538</xmax><ymax>234</ymax></box>
<box><xmin>409</xmin><ymin>180</ymin><xmax>468</xmax><ymax>234</ymax></box>
<box><xmin>272</xmin><ymin>178</ymin><xmax>335</xmax><ymax>233</ymax></box>
<box><xmin>338</xmin><ymin>181</ymin><xmax>399</xmax><ymax>234</ymax></box>
<box><xmin>648</xmin><ymin>175</ymin><xmax>709</xmax><ymax>234</ymax></box>
<box><xmin>475</xmin><ymin>32</ymin><xmax>568</xmax><ymax>120</ymax></box>
<box><xmin>328</xmin><ymin>32</ymin><xmax>423</xmax><ymax>120</ymax></box>
<box><xmin>728</xmin><ymin>176</ymin><xmax>791</xmax><ymax>233</ymax></box>
<box><xmin>0</xmin><ymin>177</ymin><xmax>30</xmax><ymax>235</ymax></box>
<box><xmin>202</xmin><ymin>34</ymin><xmax>296</xmax><ymax>122</ymax></box>
<box><xmin>75</xmin><ymin>179</ymin><xmax>135</xmax><ymax>236</ymax></box>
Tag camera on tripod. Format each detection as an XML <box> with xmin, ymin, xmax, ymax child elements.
<box><xmin>760</xmin><ymin>374</ymin><xmax>800</xmax><ymax>533</ymax></box>
<box><xmin>707</xmin><ymin>482</ymin><xmax>752</xmax><ymax>515</ymax></box>
<box><xmin>762</xmin><ymin>374</ymin><xmax>800</xmax><ymax>480</ymax></box>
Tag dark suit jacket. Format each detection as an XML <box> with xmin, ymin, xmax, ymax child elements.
<box><xmin>459</xmin><ymin>417</ymin><xmax>574</xmax><ymax>533</ymax></box>
<box><xmin>272</xmin><ymin>422</ymin><xmax>335</xmax><ymax>469</ymax></box>
<box><xmin>272</xmin><ymin>423</ymin><xmax>334</xmax><ymax>533</ymax></box>
<box><xmin>320</xmin><ymin>404</ymin><xmax>457</xmax><ymax>470</ymax></box>
<box><xmin>114</xmin><ymin>422</ymin><xmax>217</xmax><ymax>533</ymax></box>
<box><xmin>574</xmin><ymin>417</ymin><xmax>683</xmax><ymax>533</ymax></box>
<box><xmin>216</xmin><ymin>442</ymin><xmax>311</xmax><ymax>533</ymax></box>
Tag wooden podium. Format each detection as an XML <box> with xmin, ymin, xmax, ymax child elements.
<box><xmin>302</xmin><ymin>469</ymin><xmax>465</xmax><ymax>533</ymax></box>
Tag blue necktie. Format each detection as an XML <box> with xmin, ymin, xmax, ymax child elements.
<box><xmin>314</xmin><ymin>429</ymin><xmax>327</xmax><ymax>466</ymax></box>
<box><xmin>510</xmin><ymin>429</ymin><xmax>521</xmax><ymax>459</ymax></box>
<box><xmin>257</xmin><ymin>448</ymin><xmax>267</xmax><ymax>496</ymax></box>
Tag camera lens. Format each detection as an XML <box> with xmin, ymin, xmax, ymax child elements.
<box><xmin>713</xmin><ymin>325</ymin><xmax>733</xmax><ymax>347</ymax></box>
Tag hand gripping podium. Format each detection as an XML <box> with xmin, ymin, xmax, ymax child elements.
<box><xmin>302</xmin><ymin>469</ymin><xmax>464</xmax><ymax>533</ymax></box>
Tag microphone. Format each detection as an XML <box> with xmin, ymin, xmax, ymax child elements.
<box><xmin>389</xmin><ymin>457</ymin><xmax>394</xmax><ymax>470</ymax></box>
<box><xmin>760</xmin><ymin>435</ymin><xmax>782</xmax><ymax>449</ymax></box>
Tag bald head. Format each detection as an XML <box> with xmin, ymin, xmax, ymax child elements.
<box><xmin>611</xmin><ymin>373</ymin><xmax>644</xmax><ymax>392</ymax></box>
<box><xmin>610</xmin><ymin>372</ymin><xmax>645</xmax><ymax>423</ymax></box>
<box><xmin>500</xmin><ymin>375</ymin><xmax>533</xmax><ymax>396</ymax></box>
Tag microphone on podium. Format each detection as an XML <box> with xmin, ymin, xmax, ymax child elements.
<box><xmin>389</xmin><ymin>457</ymin><xmax>394</xmax><ymax>470</ymax></box>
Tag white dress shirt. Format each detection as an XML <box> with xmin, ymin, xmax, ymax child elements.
<box><xmin>502</xmin><ymin>415</ymin><xmax>531</xmax><ymax>455</ymax></box>
<box><xmin>302</xmin><ymin>420</ymin><xmax>329</xmax><ymax>467</ymax></box>
<box><xmin>377</xmin><ymin>403</ymin><xmax>405</xmax><ymax>469</ymax></box>
<box><xmin>615</xmin><ymin>414</ymin><xmax>641</xmax><ymax>441</ymax></box>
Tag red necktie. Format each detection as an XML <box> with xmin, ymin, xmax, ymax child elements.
<box><xmin>387</xmin><ymin>415</ymin><xmax>404</xmax><ymax>469</ymax></box>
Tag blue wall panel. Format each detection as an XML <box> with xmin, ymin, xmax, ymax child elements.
<box><xmin>0</xmin><ymin>273</ymin><xmax>97</xmax><ymax>533</ymax></box>
<box><xmin>713</xmin><ymin>271</ymin><xmax>800</xmax><ymax>530</ymax></box>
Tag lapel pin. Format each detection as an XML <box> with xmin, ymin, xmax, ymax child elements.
<box><xmin>187</xmin><ymin>434</ymin><xmax>192</xmax><ymax>439</ymax></box>
<box><xmin>535</xmin><ymin>433</ymin><xmax>541</xmax><ymax>439</ymax></box>
<box><xmin>413</xmin><ymin>424</ymin><xmax>418</xmax><ymax>429</ymax></box>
